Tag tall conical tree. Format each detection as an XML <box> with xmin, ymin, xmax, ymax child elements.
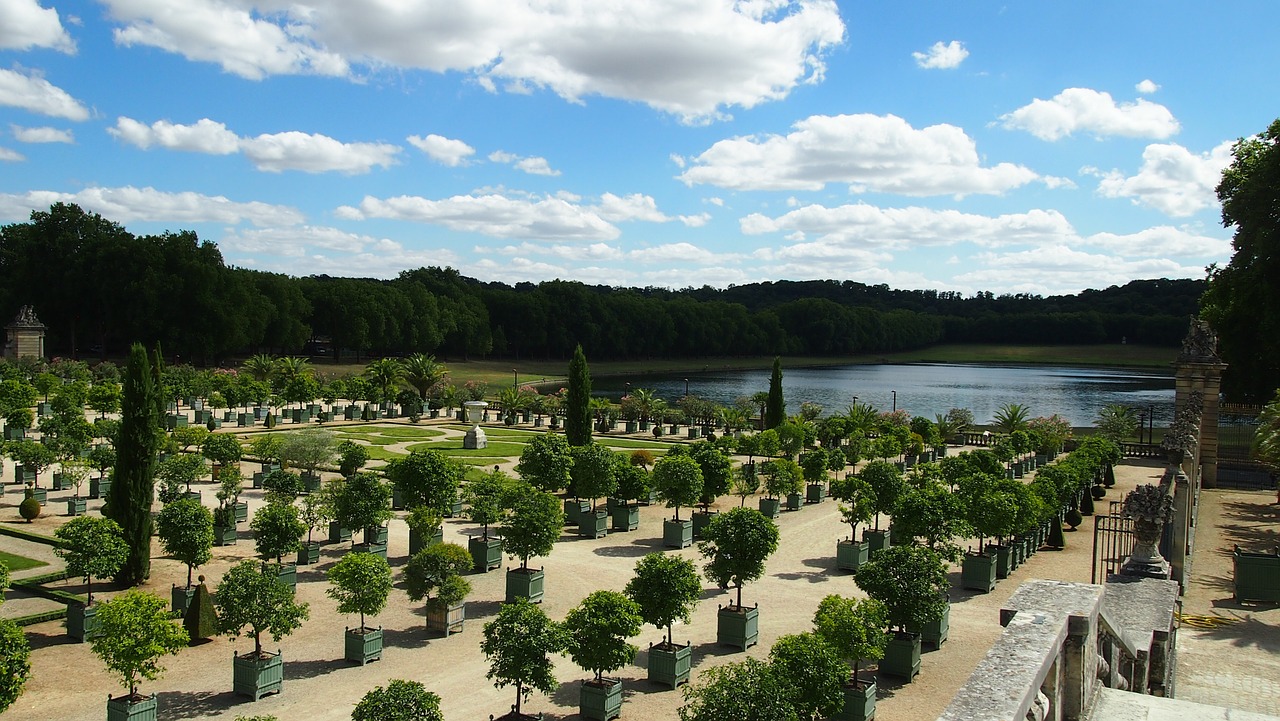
<box><xmin>565</xmin><ymin>344</ymin><xmax>592</xmax><ymax>447</ymax></box>
<box><xmin>764</xmin><ymin>357</ymin><xmax>785</xmax><ymax>430</ymax></box>
<box><xmin>105</xmin><ymin>343</ymin><xmax>160</xmax><ymax>586</ymax></box>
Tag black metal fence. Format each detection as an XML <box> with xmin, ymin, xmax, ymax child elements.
<box><xmin>1091</xmin><ymin>501</ymin><xmax>1173</xmax><ymax>584</ymax></box>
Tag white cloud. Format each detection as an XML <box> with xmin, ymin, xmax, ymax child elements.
<box><xmin>489</xmin><ymin>241</ymin><xmax>625</xmax><ymax>262</ymax></box>
<box><xmin>0</xmin><ymin>146</ymin><xmax>24</xmax><ymax>162</ymax></box>
<box><xmin>0</xmin><ymin>67</ymin><xmax>89</xmax><ymax>120</ymax></box>
<box><xmin>489</xmin><ymin>150</ymin><xmax>560</xmax><ymax>176</ymax></box>
<box><xmin>109</xmin><ymin>117</ymin><xmax>239</xmax><ymax>154</ymax></box>
<box><xmin>1081</xmin><ymin>225</ymin><xmax>1231</xmax><ymax>259</ymax></box>
<box><xmin>1093</xmin><ymin>140</ymin><xmax>1233</xmax><ymax>217</ymax></box>
<box><xmin>1135</xmin><ymin>79</ymin><xmax>1159</xmax><ymax>94</ymax></box>
<box><xmin>913</xmin><ymin>40</ymin><xmax>967</xmax><ymax>69</ymax></box>
<box><xmin>0</xmin><ymin>186</ymin><xmax>304</xmax><ymax>226</ymax></box>
<box><xmin>680</xmin><ymin>113</ymin><xmax>1038</xmax><ymax>196</ymax></box>
<box><xmin>100</xmin><ymin>0</ymin><xmax>845</xmax><ymax>121</ymax></box>
<box><xmin>10</xmin><ymin>124</ymin><xmax>73</xmax><ymax>143</ymax></box>
<box><xmin>407</xmin><ymin>134</ymin><xmax>475</xmax><ymax>167</ymax></box>
<box><xmin>0</xmin><ymin>0</ymin><xmax>75</xmax><ymax>53</ymax></box>
<box><xmin>338</xmin><ymin>192</ymin><xmax>620</xmax><ymax>241</ymax></box>
<box><xmin>592</xmin><ymin>193</ymin><xmax>668</xmax><ymax>223</ymax></box>
<box><xmin>240</xmin><ymin>132</ymin><xmax>400</xmax><ymax>174</ymax></box>
<box><xmin>679</xmin><ymin>213</ymin><xmax>711</xmax><ymax>227</ymax></box>
<box><xmin>1000</xmin><ymin>87</ymin><xmax>1180</xmax><ymax>141</ymax></box>
<box><xmin>219</xmin><ymin>225</ymin><xmax>415</xmax><ymax>258</ymax></box>
<box><xmin>628</xmin><ymin>242</ymin><xmax>732</xmax><ymax>265</ymax></box>
<box><xmin>953</xmin><ymin>245</ymin><xmax>1202</xmax><ymax>296</ymax></box>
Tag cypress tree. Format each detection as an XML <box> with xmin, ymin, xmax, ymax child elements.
<box><xmin>765</xmin><ymin>357</ymin><xmax>785</xmax><ymax>430</ymax></box>
<box><xmin>565</xmin><ymin>344</ymin><xmax>593</xmax><ymax>447</ymax></box>
<box><xmin>105</xmin><ymin>343</ymin><xmax>160</xmax><ymax>586</ymax></box>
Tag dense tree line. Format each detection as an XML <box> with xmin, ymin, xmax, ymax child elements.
<box><xmin>0</xmin><ymin>204</ymin><xmax>1200</xmax><ymax>366</ymax></box>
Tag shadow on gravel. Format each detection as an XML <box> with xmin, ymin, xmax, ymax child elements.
<box><xmin>156</xmin><ymin>689</ymin><xmax>239</xmax><ymax>719</ymax></box>
<box><xmin>592</xmin><ymin>537</ymin><xmax>664</xmax><ymax>558</ymax></box>
<box><xmin>283</xmin><ymin>656</ymin><xmax>347</xmax><ymax>680</ymax></box>
<box><xmin>689</xmin><ymin>639</ymin><xmax>743</xmax><ymax>666</ymax></box>
<box><xmin>23</xmin><ymin>629</ymin><xmax>76</xmax><ymax>651</ymax></box>
<box><xmin>1189</xmin><ymin>612</ymin><xmax>1280</xmax><ymax>653</ymax></box>
<box><xmin>381</xmin><ymin>625</ymin><xmax>434</xmax><ymax>649</ymax></box>
<box><xmin>467</xmin><ymin>599</ymin><xmax>504</xmax><ymax>620</ymax></box>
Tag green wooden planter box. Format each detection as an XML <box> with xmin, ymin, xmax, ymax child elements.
<box><xmin>785</xmin><ymin>492</ymin><xmax>803</xmax><ymax>511</ymax></box>
<box><xmin>296</xmin><ymin>542</ymin><xmax>321</xmax><ymax>566</ymax></box>
<box><xmin>183</xmin><ymin>490</ymin><xmax>202</xmax><ymax>504</ymax></box>
<box><xmin>65</xmin><ymin>497</ymin><xmax>87</xmax><ymax>516</ymax></box>
<box><xmin>351</xmin><ymin>542</ymin><xmax>387</xmax><ymax>560</ymax></box>
<box><xmin>408</xmin><ymin>526</ymin><xmax>444</xmax><ymax>556</ymax></box>
<box><xmin>171</xmin><ymin>585</ymin><xmax>196</xmax><ymax>615</ymax></box>
<box><xmin>836</xmin><ymin>539</ymin><xmax>870</xmax><ymax>572</ymax></box>
<box><xmin>30</xmin><ymin>486</ymin><xmax>47</xmax><ymax>505</ymax></box>
<box><xmin>647</xmin><ymin>641</ymin><xmax>692</xmax><ymax>689</ymax></box>
<box><xmin>469</xmin><ymin>536</ymin><xmax>503</xmax><ymax>572</ymax></box>
<box><xmin>758</xmin><ymin>497</ymin><xmax>781</xmax><ymax>518</ymax></box>
<box><xmin>578</xmin><ymin>510</ymin><xmax>609</xmax><ymax>539</ymax></box>
<box><xmin>3</xmin><ymin>427</ymin><xmax>25</xmax><ymax>441</ymax></box>
<box><xmin>52</xmin><ymin>472</ymin><xmax>68</xmax><ymax>491</ymax></box>
<box><xmin>1233</xmin><ymin>545</ymin><xmax>1280</xmax><ymax>603</ymax></box>
<box><xmin>233</xmin><ymin>651</ymin><xmax>284</xmax><ymax>700</ymax></box>
<box><xmin>327</xmin><ymin>522</ymin><xmax>352</xmax><ymax>545</ymax></box>
<box><xmin>625</xmin><ymin>421</ymin><xmax>638</xmax><ymax>433</ymax></box>
<box><xmin>831</xmin><ymin>680</ymin><xmax>877</xmax><ymax>721</ymax></box>
<box><xmin>716</xmin><ymin>604</ymin><xmax>759</xmax><ymax>651</ymax></box>
<box><xmin>889</xmin><ymin>523</ymin><xmax>912</xmax><ymax>546</ymax></box>
<box><xmin>66</xmin><ymin>603</ymin><xmax>99</xmax><ymax>642</ymax></box>
<box><xmin>505</xmin><ymin>567</ymin><xmax>545</xmax><ymax>604</ymax></box>
<box><xmin>563</xmin><ymin>498</ymin><xmax>590</xmax><ymax>527</ymax></box>
<box><xmin>267</xmin><ymin>562</ymin><xmax>297</xmax><ymax>590</ymax></box>
<box><xmin>961</xmin><ymin>552</ymin><xmax>997</xmax><ymax>593</ymax></box>
<box><xmin>909</xmin><ymin>601</ymin><xmax>949</xmax><ymax>650</ymax></box>
<box><xmin>692</xmin><ymin>510</ymin><xmax>718</xmax><ymax>539</ymax></box>
<box><xmin>234</xmin><ymin>501</ymin><xmax>249</xmax><ymax>523</ymax></box>
<box><xmin>107</xmin><ymin>694</ymin><xmax>157</xmax><ymax>721</ymax></box>
<box><xmin>442</xmin><ymin>499</ymin><xmax>464</xmax><ymax>518</ymax></box>
<box><xmin>426</xmin><ymin>600</ymin><xmax>466</xmax><ymax>636</ymax></box>
<box><xmin>90</xmin><ymin>477</ymin><xmax>112</xmax><ymax>499</ymax></box>
<box><xmin>806</xmin><ymin>483</ymin><xmax>825</xmax><ymax>504</ymax></box>
<box><xmin>345</xmin><ymin>626</ymin><xmax>383</xmax><ymax>665</ymax></box>
<box><xmin>863</xmin><ymin>529</ymin><xmax>890</xmax><ymax>557</ymax></box>
<box><xmin>364</xmin><ymin>525</ymin><xmax>389</xmax><ymax>545</ymax></box>
<box><xmin>213</xmin><ymin>524</ymin><xmax>237</xmax><ymax>546</ymax></box>
<box><xmin>580</xmin><ymin>678</ymin><xmax>623</xmax><ymax>721</ymax></box>
<box><xmin>879</xmin><ymin>633</ymin><xmax>921</xmax><ymax>682</ymax></box>
<box><xmin>995</xmin><ymin>545</ymin><xmax>1013</xmax><ymax>578</ymax></box>
<box><xmin>663</xmin><ymin>519</ymin><xmax>693</xmax><ymax>549</ymax></box>
<box><xmin>610</xmin><ymin>503</ymin><xmax>640</xmax><ymax>532</ymax></box>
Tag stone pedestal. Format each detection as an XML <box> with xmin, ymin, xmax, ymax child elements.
<box><xmin>463</xmin><ymin>401</ymin><xmax>488</xmax><ymax>450</ymax></box>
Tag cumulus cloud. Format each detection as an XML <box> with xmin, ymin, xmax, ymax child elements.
<box><xmin>1000</xmin><ymin>87</ymin><xmax>1180</xmax><ymax>141</ymax></box>
<box><xmin>1135</xmin><ymin>79</ymin><xmax>1159</xmax><ymax>94</ymax></box>
<box><xmin>1092</xmin><ymin>140</ymin><xmax>1233</xmax><ymax>217</ymax></box>
<box><xmin>0</xmin><ymin>0</ymin><xmax>76</xmax><ymax>53</ymax></box>
<box><xmin>407</xmin><ymin>134</ymin><xmax>475</xmax><ymax>167</ymax></box>
<box><xmin>99</xmin><ymin>0</ymin><xmax>845</xmax><ymax>121</ymax></box>
<box><xmin>0</xmin><ymin>186</ymin><xmax>304</xmax><ymax>226</ymax></box>
<box><xmin>592</xmin><ymin>193</ymin><xmax>669</xmax><ymax>223</ymax></box>
<box><xmin>109</xmin><ymin>116</ymin><xmax>400</xmax><ymax>173</ymax></box>
<box><xmin>0</xmin><ymin>146</ymin><xmax>24</xmax><ymax>162</ymax></box>
<box><xmin>1081</xmin><ymin>225</ymin><xmax>1231</xmax><ymax>259</ymax></box>
<box><xmin>10</xmin><ymin>125</ymin><xmax>73</xmax><ymax>143</ymax></box>
<box><xmin>0</xmin><ymin>67</ymin><xmax>89</xmax><ymax>120</ymax></box>
<box><xmin>489</xmin><ymin>150</ymin><xmax>560</xmax><ymax>176</ymax></box>
<box><xmin>337</xmin><ymin>192</ymin><xmax>620</xmax><ymax>241</ymax></box>
<box><xmin>679</xmin><ymin>113</ymin><xmax>1039</xmax><ymax>196</ymax></box>
<box><xmin>913</xmin><ymin>40</ymin><xmax>967</xmax><ymax>69</ymax></box>
<box><xmin>953</xmin><ymin>245</ymin><xmax>1202</xmax><ymax>296</ymax></box>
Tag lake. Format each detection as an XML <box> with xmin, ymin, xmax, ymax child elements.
<box><xmin>591</xmin><ymin>363</ymin><xmax>1175</xmax><ymax>428</ymax></box>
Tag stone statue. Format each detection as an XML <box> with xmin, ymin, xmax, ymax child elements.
<box><xmin>1176</xmin><ymin>317</ymin><xmax>1221</xmax><ymax>364</ymax></box>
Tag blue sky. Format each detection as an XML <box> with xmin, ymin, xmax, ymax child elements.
<box><xmin>0</xmin><ymin>1</ymin><xmax>1272</xmax><ymax>295</ymax></box>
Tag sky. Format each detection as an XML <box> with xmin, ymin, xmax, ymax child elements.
<box><xmin>0</xmin><ymin>1</ymin><xmax>1272</xmax><ymax>296</ymax></box>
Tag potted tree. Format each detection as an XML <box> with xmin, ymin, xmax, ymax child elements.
<box><xmin>352</xmin><ymin>679</ymin><xmax>444</xmax><ymax>721</ymax></box>
<box><xmin>624</xmin><ymin>553</ymin><xmax>701</xmax><ymax>689</ymax></box>
<box><xmin>768</xmin><ymin>632</ymin><xmax>849</xmax><ymax>721</ymax></box>
<box><xmin>318</xmin><ymin>477</ymin><xmax>352</xmax><ymax>544</ymax></box>
<box><xmin>386</xmin><ymin>448</ymin><xmax>464</xmax><ymax>515</ymax></box>
<box><xmin>405</xmin><ymin>542</ymin><xmax>473</xmax><ymax>635</ymax></box>
<box><xmin>480</xmin><ymin>598</ymin><xmax>567</xmax><ymax>721</ymax></box>
<box><xmin>406</xmin><ymin>505</ymin><xmax>444</xmax><ymax>556</ymax></box>
<box><xmin>156</xmin><ymin>498</ymin><xmax>214</xmax><ymax>614</ymax></box>
<box><xmin>569</xmin><ymin>442</ymin><xmax>616</xmax><ymax>539</ymax></box>
<box><xmin>800</xmin><ymin>448</ymin><xmax>829</xmax><ymax>504</ymax></box>
<box><xmin>200</xmin><ymin>432</ymin><xmax>242</xmax><ymax>481</ymax></box>
<box><xmin>61</xmin><ymin>457</ymin><xmax>92</xmax><ymax>516</ymax></box>
<box><xmin>155</xmin><ymin>453</ymin><xmax>208</xmax><ymax>505</ymax></box>
<box><xmin>214</xmin><ymin>560</ymin><xmax>310</xmax><ymax>701</ymax></box>
<box><xmin>563</xmin><ymin>590</ymin><xmax>643</xmax><ymax>721</ymax></box>
<box><xmin>296</xmin><ymin>493</ymin><xmax>324</xmax><ymax>565</ymax></box>
<box><xmin>698</xmin><ymin>507</ymin><xmax>780</xmax><ymax>651</ymax></box>
<box><xmin>609</xmin><ymin>454</ymin><xmax>647</xmax><ymax>532</ymax></box>
<box><xmin>858</xmin><ymin>461</ymin><xmax>904</xmax><ymax>557</ymax></box>
<box><xmin>813</xmin><ymin>594</ymin><xmax>889</xmax><ymax>721</ymax></box>
<box><xmin>501</xmin><ymin>484</ymin><xmax>564</xmax><ymax>604</ymax></box>
<box><xmin>464</xmin><ymin>469</ymin><xmax>512</xmax><ymax>572</ymax></box>
<box><xmin>335</xmin><ymin>472</ymin><xmax>393</xmax><ymax>557</ymax></box>
<box><xmin>217</xmin><ymin>466</ymin><xmax>248</xmax><ymax>524</ymax></box>
<box><xmin>88</xmin><ymin>444</ymin><xmax>116</xmax><ymax>499</ymax></box>
<box><xmin>652</xmin><ymin>454</ymin><xmax>703</xmax><ymax>549</ymax></box>
<box><xmin>9</xmin><ymin>440</ymin><xmax>55</xmax><ymax>504</ymax></box>
<box><xmin>279</xmin><ymin>428</ymin><xmax>336</xmax><ymax>490</ymax></box>
<box><xmin>853</xmin><ymin>545</ymin><xmax>948</xmax><ymax>683</ymax></box>
<box><xmin>689</xmin><ymin>442</ymin><xmax>732</xmax><ymax>538</ymax></box>
<box><xmin>327</xmin><ymin>552</ymin><xmax>393</xmax><ymax>665</ymax></box>
<box><xmin>250</xmin><ymin>499</ymin><xmax>306</xmax><ymax>589</ymax></box>
<box><xmin>90</xmin><ymin>590</ymin><xmax>188</xmax><ymax>721</ymax></box>
<box><xmin>768</xmin><ymin>458</ymin><xmax>804</xmax><ymax>512</ymax></box>
<box><xmin>54</xmin><ymin>516</ymin><xmax>129</xmax><ymax>642</ymax></box>
<box><xmin>676</xmin><ymin>657</ymin><xmax>795</xmax><ymax>721</ymax></box>
<box><xmin>829</xmin><ymin>474</ymin><xmax>875</xmax><ymax>572</ymax></box>
<box><xmin>514</xmin><ymin>432</ymin><xmax>573</xmax><ymax>495</ymax></box>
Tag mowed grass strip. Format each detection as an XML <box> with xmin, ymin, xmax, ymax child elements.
<box><xmin>404</xmin><ymin>440</ymin><xmax>528</xmax><ymax>458</ymax></box>
<box><xmin>0</xmin><ymin>550</ymin><xmax>49</xmax><ymax>572</ymax></box>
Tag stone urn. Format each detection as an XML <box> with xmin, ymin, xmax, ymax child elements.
<box><xmin>463</xmin><ymin>401</ymin><xmax>488</xmax><ymax>450</ymax></box>
<box><xmin>1120</xmin><ymin>483</ymin><xmax>1174</xmax><ymax>579</ymax></box>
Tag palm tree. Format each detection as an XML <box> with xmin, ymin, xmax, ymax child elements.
<box><xmin>242</xmin><ymin>354</ymin><xmax>277</xmax><ymax>383</ymax></box>
<box><xmin>365</xmin><ymin>357</ymin><xmax>405</xmax><ymax>403</ymax></box>
<box><xmin>750</xmin><ymin>391</ymin><xmax>771</xmax><ymax>428</ymax></box>
<box><xmin>630</xmin><ymin>388</ymin><xmax>658</xmax><ymax>423</ymax></box>
<box><xmin>1253</xmin><ymin>391</ymin><xmax>1280</xmax><ymax>502</ymax></box>
<box><xmin>275</xmin><ymin>356</ymin><xmax>312</xmax><ymax>386</ymax></box>
<box><xmin>1094</xmin><ymin>404</ymin><xmax>1140</xmax><ymax>443</ymax></box>
<box><xmin>402</xmin><ymin>353</ymin><xmax>448</xmax><ymax>401</ymax></box>
<box><xmin>992</xmin><ymin>403</ymin><xmax>1030</xmax><ymax>435</ymax></box>
<box><xmin>845</xmin><ymin>402</ymin><xmax>879</xmax><ymax>436</ymax></box>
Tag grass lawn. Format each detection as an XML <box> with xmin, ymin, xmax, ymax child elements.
<box><xmin>404</xmin><ymin>440</ymin><xmax>529</xmax><ymax>458</ymax></box>
<box><xmin>0</xmin><ymin>550</ymin><xmax>48</xmax><ymax>573</ymax></box>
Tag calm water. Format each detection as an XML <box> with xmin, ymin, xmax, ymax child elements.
<box><xmin>592</xmin><ymin>363</ymin><xmax>1175</xmax><ymax>428</ymax></box>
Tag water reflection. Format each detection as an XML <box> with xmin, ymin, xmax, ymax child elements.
<box><xmin>593</xmin><ymin>363</ymin><xmax>1175</xmax><ymax>427</ymax></box>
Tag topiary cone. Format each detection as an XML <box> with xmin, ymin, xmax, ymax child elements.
<box><xmin>1045</xmin><ymin>514</ymin><xmax>1065</xmax><ymax>549</ymax></box>
<box><xmin>183</xmin><ymin>576</ymin><xmax>218</xmax><ymax>644</ymax></box>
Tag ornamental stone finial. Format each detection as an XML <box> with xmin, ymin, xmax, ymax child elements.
<box><xmin>1176</xmin><ymin>317</ymin><xmax>1221</xmax><ymax>364</ymax></box>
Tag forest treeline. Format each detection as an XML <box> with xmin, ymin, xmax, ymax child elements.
<box><xmin>0</xmin><ymin>204</ymin><xmax>1201</xmax><ymax>364</ymax></box>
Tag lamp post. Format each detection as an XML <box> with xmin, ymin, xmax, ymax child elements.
<box><xmin>684</xmin><ymin>378</ymin><xmax>689</xmax><ymax>397</ymax></box>
<box><xmin>851</xmin><ymin>395</ymin><xmax>858</xmax><ymax>409</ymax></box>
<box><xmin>512</xmin><ymin>369</ymin><xmax>518</xmax><ymax>387</ymax></box>
<box><xmin>891</xmin><ymin>390</ymin><xmax>896</xmax><ymax>413</ymax></box>
<box><xmin>1137</xmin><ymin>409</ymin><xmax>1147</xmax><ymax>446</ymax></box>
<box><xmin>1148</xmin><ymin>405</ymin><xmax>1155</xmax><ymax>446</ymax></box>
<box><xmin>624</xmin><ymin>382</ymin><xmax>631</xmax><ymax>397</ymax></box>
